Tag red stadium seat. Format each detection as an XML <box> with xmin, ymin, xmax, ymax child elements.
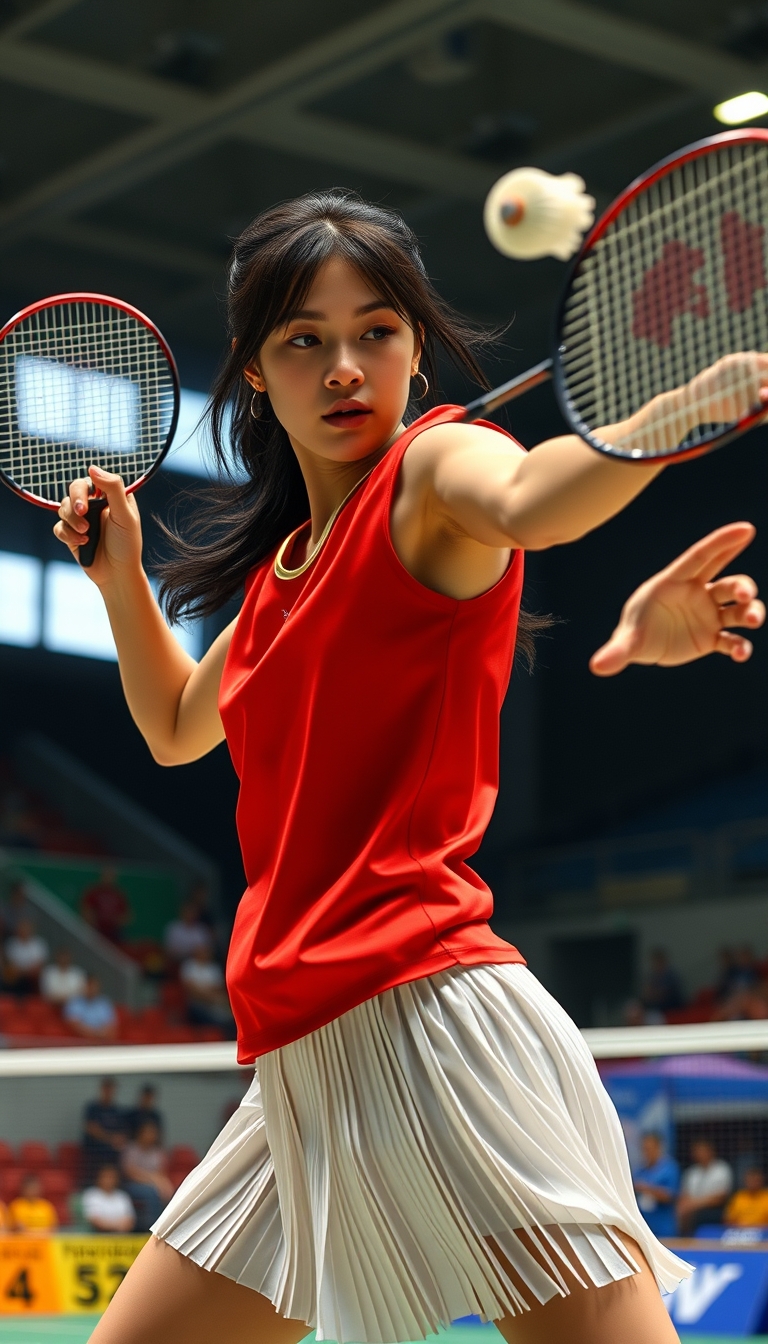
<box><xmin>17</xmin><ymin>1141</ymin><xmax>52</xmax><ymax>1170</ymax></box>
<box><xmin>39</xmin><ymin>1169</ymin><xmax>74</xmax><ymax>1196</ymax></box>
<box><xmin>195</xmin><ymin>1026</ymin><xmax>225</xmax><ymax>1042</ymax></box>
<box><xmin>169</xmin><ymin>1145</ymin><xmax>199</xmax><ymax>1169</ymax></box>
<box><xmin>0</xmin><ymin>1169</ymin><xmax>24</xmax><ymax>1199</ymax></box>
<box><xmin>0</xmin><ymin>1141</ymin><xmax>14</xmax><ymax>1169</ymax></box>
<box><xmin>49</xmin><ymin>1193</ymin><xmax>71</xmax><ymax>1225</ymax></box>
<box><xmin>55</xmin><ymin>1143</ymin><xmax>81</xmax><ymax>1175</ymax></box>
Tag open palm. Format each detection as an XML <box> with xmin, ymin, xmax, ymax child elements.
<box><xmin>590</xmin><ymin>523</ymin><xmax>764</xmax><ymax>676</ymax></box>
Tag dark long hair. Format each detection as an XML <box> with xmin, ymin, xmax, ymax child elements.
<box><xmin>157</xmin><ymin>189</ymin><xmax>548</xmax><ymax>665</ymax></box>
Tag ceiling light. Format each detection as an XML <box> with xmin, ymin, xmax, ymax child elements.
<box><xmin>713</xmin><ymin>90</ymin><xmax>768</xmax><ymax>123</ymax></box>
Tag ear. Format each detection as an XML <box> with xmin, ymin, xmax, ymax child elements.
<box><xmin>243</xmin><ymin>365</ymin><xmax>266</xmax><ymax>393</ymax></box>
<box><xmin>411</xmin><ymin>324</ymin><xmax>425</xmax><ymax>375</ymax></box>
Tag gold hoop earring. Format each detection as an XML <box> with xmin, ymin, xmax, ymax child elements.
<box><xmin>412</xmin><ymin>371</ymin><xmax>429</xmax><ymax>400</ymax></box>
<box><xmin>250</xmin><ymin>390</ymin><xmax>262</xmax><ymax>420</ymax></box>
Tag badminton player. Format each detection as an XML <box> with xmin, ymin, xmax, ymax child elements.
<box><xmin>55</xmin><ymin>192</ymin><xmax>765</xmax><ymax>1344</ymax></box>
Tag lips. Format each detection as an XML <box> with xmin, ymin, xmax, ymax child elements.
<box><xmin>322</xmin><ymin>400</ymin><xmax>372</xmax><ymax>428</ymax></box>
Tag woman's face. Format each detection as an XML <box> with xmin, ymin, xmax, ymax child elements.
<box><xmin>248</xmin><ymin>256</ymin><xmax>419</xmax><ymax>464</ymax></box>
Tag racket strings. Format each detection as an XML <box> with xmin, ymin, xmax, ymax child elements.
<box><xmin>0</xmin><ymin>300</ymin><xmax>175</xmax><ymax>503</ymax></box>
<box><xmin>560</xmin><ymin>141</ymin><xmax>768</xmax><ymax>457</ymax></box>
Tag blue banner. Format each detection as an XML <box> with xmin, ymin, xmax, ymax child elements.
<box><xmin>663</xmin><ymin>1246</ymin><xmax>768</xmax><ymax>1335</ymax></box>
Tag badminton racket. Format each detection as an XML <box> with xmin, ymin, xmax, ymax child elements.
<box><xmin>0</xmin><ymin>292</ymin><xmax>179</xmax><ymax>567</ymax></box>
<box><xmin>469</xmin><ymin>128</ymin><xmax>768</xmax><ymax>462</ymax></box>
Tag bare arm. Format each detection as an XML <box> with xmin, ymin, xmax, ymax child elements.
<box><xmin>414</xmin><ymin>355</ymin><xmax>768</xmax><ymax>552</ymax></box>
<box><xmin>55</xmin><ymin>465</ymin><xmax>234</xmax><ymax>766</ymax></box>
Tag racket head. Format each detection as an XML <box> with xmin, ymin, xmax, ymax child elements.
<box><xmin>0</xmin><ymin>292</ymin><xmax>180</xmax><ymax>509</ymax></box>
<box><xmin>553</xmin><ymin>129</ymin><xmax>768</xmax><ymax>462</ymax></box>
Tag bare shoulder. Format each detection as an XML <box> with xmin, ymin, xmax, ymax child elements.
<box><xmin>403</xmin><ymin>419</ymin><xmax>525</xmax><ymax>474</ymax></box>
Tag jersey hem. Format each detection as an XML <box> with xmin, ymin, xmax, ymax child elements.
<box><xmin>236</xmin><ymin>943</ymin><xmax>526</xmax><ymax>1065</ymax></box>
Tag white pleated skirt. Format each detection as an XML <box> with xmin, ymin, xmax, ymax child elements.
<box><xmin>153</xmin><ymin>964</ymin><xmax>690</xmax><ymax>1343</ymax></box>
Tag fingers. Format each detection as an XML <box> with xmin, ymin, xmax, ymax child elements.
<box><xmin>707</xmin><ymin>573</ymin><xmax>758</xmax><ymax>605</ymax></box>
<box><xmin>589</xmin><ymin>627</ymin><xmax>639</xmax><ymax>677</ymax></box>
<box><xmin>663</xmin><ymin>522</ymin><xmax>756</xmax><ymax>584</ymax></box>
<box><xmin>715</xmin><ymin>630</ymin><xmax>753</xmax><ymax>662</ymax></box>
<box><xmin>719</xmin><ymin>597</ymin><xmax>766</xmax><ymax>631</ymax></box>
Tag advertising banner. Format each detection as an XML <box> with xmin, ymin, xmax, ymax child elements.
<box><xmin>0</xmin><ymin>1235</ymin><xmax>148</xmax><ymax>1314</ymax></box>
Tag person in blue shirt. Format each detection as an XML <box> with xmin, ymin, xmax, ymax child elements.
<box><xmin>634</xmin><ymin>1131</ymin><xmax>680</xmax><ymax>1238</ymax></box>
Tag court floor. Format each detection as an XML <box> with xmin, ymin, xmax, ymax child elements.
<box><xmin>0</xmin><ymin>1320</ymin><xmax>760</xmax><ymax>1344</ymax></box>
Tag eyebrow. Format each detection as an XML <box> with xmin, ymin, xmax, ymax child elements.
<box><xmin>287</xmin><ymin>300</ymin><xmax>395</xmax><ymax>321</ymax></box>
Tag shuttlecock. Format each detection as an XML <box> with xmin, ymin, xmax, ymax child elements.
<box><xmin>483</xmin><ymin>167</ymin><xmax>595</xmax><ymax>261</ymax></box>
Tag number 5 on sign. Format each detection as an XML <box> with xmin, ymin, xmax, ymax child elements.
<box><xmin>0</xmin><ymin>1238</ymin><xmax>61</xmax><ymax>1313</ymax></box>
<box><xmin>53</xmin><ymin>1236</ymin><xmax>148</xmax><ymax>1314</ymax></box>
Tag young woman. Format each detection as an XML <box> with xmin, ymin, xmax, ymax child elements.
<box><xmin>56</xmin><ymin>192</ymin><xmax>764</xmax><ymax>1344</ymax></box>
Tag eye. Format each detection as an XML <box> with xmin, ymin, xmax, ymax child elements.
<box><xmin>361</xmin><ymin>325</ymin><xmax>396</xmax><ymax>341</ymax></box>
<box><xmin>288</xmin><ymin>333</ymin><xmax>320</xmax><ymax>348</ymax></box>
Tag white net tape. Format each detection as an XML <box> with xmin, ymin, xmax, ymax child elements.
<box><xmin>2</xmin><ymin>1020</ymin><xmax>768</xmax><ymax>1075</ymax></box>
<box><xmin>0</xmin><ymin>300</ymin><xmax>176</xmax><ymax>503</ymax></box>
<box><xmin>560</xmin><ymin>141</ymin><xmax>768</xmax><ymax>457</ymax></box>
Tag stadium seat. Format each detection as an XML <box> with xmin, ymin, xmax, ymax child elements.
<box><xmin>40</xmin><ymin>1169</ymin><xmax>74</xmax><ymax>1196</ymax></box>
<box><xmin>17</xmin><ymin>1141</ymin><xmax>52</xmax><ymax>1170</ymax></box>
<box><xmin>169</xmin><ymin>1145</ymin><xmax>199</xmax><ymax>1169</ymax></box>
<box><xmin>55</xmin><ymin>1142</ymin><xmax>82</xmax><ymax>1174</ymax></box>
<box><xmin>0</xmin><ymin>1169</ymin><xmax>24</xmax><ymax>1199</ymax></box>
<box><xmin>0</xmin><ymin>1140</ymin><xmax>14</xmax><ymax>1168</ymax></box>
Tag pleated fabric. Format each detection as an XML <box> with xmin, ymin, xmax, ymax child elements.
<box><xmin>153</xmin><ymin>964</ymin><xmax>690</xmax><ymax>1343</ymax></box>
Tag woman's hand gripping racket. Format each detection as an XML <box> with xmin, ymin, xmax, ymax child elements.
<box><xmin>474</xmin><ymin>128</ymin><xmax>768</xmax><ymax>461</ymax></box>
<box><xmin>0</xmin><ymin>292</ymin><xmax>179</xmax><ymax>568</ymax></box>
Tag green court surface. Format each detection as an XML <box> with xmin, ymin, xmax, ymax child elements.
<box><xmin>0</xmin><ymin>1322</ymin><xmax>763</xmax><ymax>1344</ymax></box>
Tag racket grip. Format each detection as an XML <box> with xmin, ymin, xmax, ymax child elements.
<box><xmin>78</xmin><ymin>496</ymin><xmax>108</xmax><ymax>569</ymax></box>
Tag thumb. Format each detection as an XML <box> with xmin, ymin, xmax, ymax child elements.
<box><xmin>589</xmin><ymin>626</ymin><xmax>638</xmax><ymax>677</ymax></box>
<box><xmin>88</xmin><ymin>466</ymin><xmax>131</xmax><ymax>520</ymax></box>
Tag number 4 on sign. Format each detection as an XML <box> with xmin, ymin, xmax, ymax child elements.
<box><xmin>0</xmin><ymin>1237</ymin><xmax>61</xmax><ymax>1313</ymax></box>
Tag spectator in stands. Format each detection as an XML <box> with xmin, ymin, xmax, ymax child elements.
<box><xmin>127</xmin><ymin>1084</ymin><xmax>164</xmax><ymax>1140</ymax></box>
<box><xmin>2</xmin><ymin>918</ymin><xmax>49</xmax><ymax>995</ymax></box>
<box><xmin>179</xmin><ymin>945</ymin><xmax>234</xmax><ymax>1033</ymax></box>
<box><xmin>80</xmin><ymin>867</ymin><xmax>131</xmax><ymax>946</ymax></box>
<box><xmin>82</xmin><ymin>1164</ymin><xmax>136</xmax><ymax>1233</ymax></box>
<box><xmin>121</xmin><ymin>1120</ymin><xmax>172</xmax><ymax>1231</ymax></box>
<box><xmin>64</xmin><ymin>975</ymin><xmax>118</xmax><ymax>1041</ymax></box>
<box><xmin>164</xmin><ymin>900</ymin><xmax>212</xmax><ymax>965</ymax></box>
<box><xmin>622</xmin><ymin>998</ymin><xmax>663</xmax><ymax>1028</ymax></box>
<box><xmin>725</xmin><ymin>1166</ymin><xmax>768</xmax><ymax>1228</ymax></box>
<box><xmin>8</xmin><ymin>1174</ymin><xmax>58</xmax><ymax>1233</ymax></box>
<box><xmin>641</xmin><ymin>948</ymin><xmax>684</xmax><ymax>1015</ymax></box>
<box><xmin>0</xmin><ymin>878</ymin><xmax>32</xmax><ymax>938</ymax></box>
<box><xmin>40</xmin><ymin>946</ymin><xmax>87</xmax><ymax>1005</ymax></box>
<box><xmin>82</xmin><ymin>1078</ymin><xmax>128</xmax><ymax>1180</ymax></box>
<box><xmin>633</xmin><ymin>1132</ymin><xmax>680</xmax><ymax>1238</ymax></box>
<box><xmin>677</xmin><ymin>1138</ymin><xmax>734</xmax><ymax>1233</ymax></box>
<box><xmin>0</xmin><ymin>1199</ymin><xmax>8</xmax><ymax>1230</ymax></box>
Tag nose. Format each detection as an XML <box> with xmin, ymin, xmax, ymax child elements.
<box><xmin>324</xmin><ymin>343</ymin><xmax>364</xmax><ymax>390</ymax></box>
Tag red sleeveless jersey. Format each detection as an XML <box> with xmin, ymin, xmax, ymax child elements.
<box><xmin>220</xmin><ymin>405</ymin><xmax>526</xmax><ymax>1063</ymax></box>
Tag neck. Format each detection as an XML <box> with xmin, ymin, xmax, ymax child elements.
<box><xmin>290</xmin><ymin>422</ymin><xmax>405</xmax><ymax>551</ymax></box>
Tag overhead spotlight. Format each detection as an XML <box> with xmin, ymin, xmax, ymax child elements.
<box><xmin>714</xmin><ymin>90</ymin><xmax>768</xmax><ymax>122</ymax></box>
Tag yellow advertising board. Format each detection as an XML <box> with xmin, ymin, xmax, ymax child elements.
<box><xmin>0</xmin><ymin>1235</ymin><xmax>148</xmax><ymax>1314</ymax></box>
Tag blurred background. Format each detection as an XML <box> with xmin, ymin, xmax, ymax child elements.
<box><xmin>0</xmin><ymin>2</ymin><xmax>767</xmax><ymax>1319</ymax></box>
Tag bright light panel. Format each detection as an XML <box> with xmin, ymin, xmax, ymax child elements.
<box><xmin>16</xmin><ymin>354</ymin><xmax>139</xmax><ymax>453</ymax></box>
<box><xmin>714</xmin><ymin>91</ymin><xmax>768</xmax><ymax>125</ymax></box>
<box><xmin>43</xmin><ymin>561</ymin><xmax>118</xmax><ymax>661</ymax></box>
<box><xmin>0</xmin><ymin>552</ymin><xmax>42</xmax><ymax>647</ymax></box>
<box><xmin>41</xmin><ymin>561</ymin><xmax>203</xmax><ymax>663</ymax></box>
<box><xmin>164</xmin><ymin>389</ymin><xmax>242</xmax><ymax>479</ymax></box>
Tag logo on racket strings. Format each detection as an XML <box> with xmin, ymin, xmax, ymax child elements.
<box><xmin>632</xmin><ymin>211</ymin><xmax>767</xmax><ymax>348</ymax></box>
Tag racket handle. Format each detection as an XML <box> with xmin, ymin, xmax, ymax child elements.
<box><xmin>78</xmin><ymin>496</ymin><xmax>108</xmax><ymax>569</ymax></box>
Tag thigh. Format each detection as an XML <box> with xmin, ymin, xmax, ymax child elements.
<box><xmin>493</xmin><ymin>1231</ymin><xmax>679</xmax><ymax>1344</ymax></box>
<box><xmin>89</xmin><ymin>1236</ymin><xmax>311</xmax><ymax>1344</ymax></box>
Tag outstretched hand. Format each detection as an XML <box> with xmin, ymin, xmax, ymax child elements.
<box><xmin>590</xmin><ymin>523</ymin><xmax>764</xmax><ymax>677</ymax></box>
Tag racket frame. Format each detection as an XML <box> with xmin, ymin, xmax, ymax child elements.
<box><xmin>551</xmin><ymin>128</ymin><xmax>768</xmax><ymax>463</ymax></box>
<box><xmin>0</xmin><ymin>290</ymin><xmax>180</xmax><ymax>510</ymax></box>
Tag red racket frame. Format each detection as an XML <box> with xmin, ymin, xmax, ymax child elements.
<box><xmin>552</xmin><ymin>129</ymin><xmax>768</xmax><ymax>463</ymax></box>
<box><xmin>0</xmin><ymin>290</ymin><xmax>180</xmax><ymax>510</ymax></box>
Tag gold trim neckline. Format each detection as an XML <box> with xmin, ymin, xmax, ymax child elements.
<box><xmin>274</xmin><ymin>469</ymin><xmax>374</xmax><ymax>580</ymax></box>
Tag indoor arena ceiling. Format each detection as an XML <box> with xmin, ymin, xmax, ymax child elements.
<box><xmin>2</xmin><ymin>0</ymin><xmax>768</xmax><ymax>365</ymax></box>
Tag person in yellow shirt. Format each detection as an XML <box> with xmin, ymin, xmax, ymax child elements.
<box><xmin>8</xmin><ymin>1174</ymin><xmax>58</xmax><ymax>1233</ymax></box>
<box><xmin>725</xmin><ymin>1167</ymin><xmax>768</xmax><ymax>1227</ymax></box>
